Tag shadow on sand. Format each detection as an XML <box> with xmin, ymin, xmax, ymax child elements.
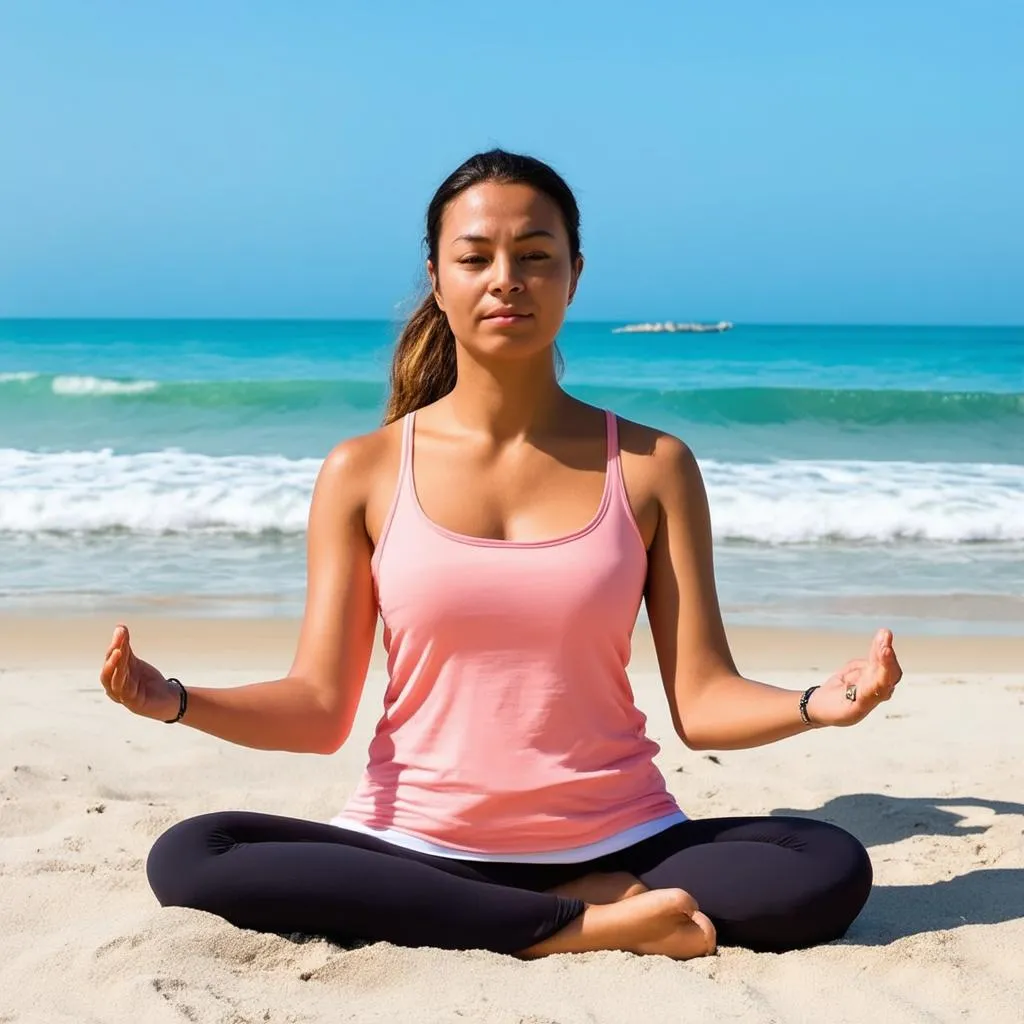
<box><xmin>772</xmin><ymin>793</ymin><xmax>1024</xmax><ymax>943</ymax></box>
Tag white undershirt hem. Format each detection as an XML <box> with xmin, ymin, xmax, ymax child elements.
<box><xmin>328</xmin><ymin>810</ymin><xmax>688</xmax><ymax>863</ymax></box>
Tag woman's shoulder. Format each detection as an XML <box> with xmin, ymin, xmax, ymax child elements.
<box><xmin>615</xmin><ymin>412</ymin><xmax>701</xmax><ymax>481</ymax></box>
<box><xmin>604</xmin><ymin>411</ymin><xmax>706</xmax><ymax>547</ymax></box>
<box><xmin>316</xmin><ymin>419</ymin><xmax>404</xmax><ymax>508</ymax></box>
<box><xmin>613</xmin><ymin>413</ymin><xmax>710</xmax><ymax>550</ymax></box>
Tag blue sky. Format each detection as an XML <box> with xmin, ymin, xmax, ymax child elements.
<box><xmin>1</xmin><ymin>2</ymin><xmax>1021</xmax><ymax>324</ymax></box>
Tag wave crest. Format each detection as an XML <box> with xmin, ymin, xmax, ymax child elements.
<box><xmin>50</xmin><ymin>375</ymin><xmax>160</xmax><ymax>396</ymax></box>
<box><xmin>1</xmin><ymin>448</ymin><xmax>1020</xmax><ymax>544</ymax></box>
<box><xmin>1</xmin><ymin>373</ymin><xmax>1021</xmax><ymax>425</ymax></box>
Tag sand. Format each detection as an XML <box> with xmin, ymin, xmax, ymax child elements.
<box><xmin>1</xmin><ymin>616</ymin><xmax>1023</xmax><ymax>1024</ymax></box>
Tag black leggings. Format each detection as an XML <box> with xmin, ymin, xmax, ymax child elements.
<box><xmin>146</xmin><ymin>811</ymin><xmax>872</xmax><ymax>956</ymax></box>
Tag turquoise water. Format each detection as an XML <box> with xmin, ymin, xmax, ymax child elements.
<box><xmin>1</xmin><ymin>319</ymin><xmax>1021</xmax><ymax>633</ymax></box>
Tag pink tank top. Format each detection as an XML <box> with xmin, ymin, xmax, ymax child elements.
<box><xmin>336</xmin><ymin>408</ymin><xmax>683</xmax><ymax>855</ymax></box>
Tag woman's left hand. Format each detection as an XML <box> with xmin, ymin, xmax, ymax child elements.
<box><xmin>808</xmin><ymin>628</ymin><xmax>904</xmax><ymax>727</ymax></box>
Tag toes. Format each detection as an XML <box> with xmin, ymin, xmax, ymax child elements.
<box><xmin>691</xmin><ymin>911</ymin><xmax>717</xmax><ymax>955</ymax></box>
<box><xmin>657</xmin><ymin>888</ymin><xmax>700</xmax><ymax>918</ymax></box>
<box><xmin>673</xmin><ymin>889</ymin><xmax>699</xmax><ymax>916</ymax></box>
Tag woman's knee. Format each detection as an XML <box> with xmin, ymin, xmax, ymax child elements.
<box><xmin>831</xmin><ymin>825</ymin><xmax>873</xmax><ymax>933</ymax></box>
<box><xmin>785</xmin><ymin>819</ymin><xmax>873</xmax><ymax>948</ymax></box>
<box><xmin>146</xmin><ymin>811</ymin><xmax>233</xmax><ymax>908</ymax></box>
<box><xmin>814</xmin><ymin>819</ymin><xmax>873</xmax><ymax>900</ymax></box>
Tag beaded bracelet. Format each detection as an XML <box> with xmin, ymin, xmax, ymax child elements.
<box><xmin>799</xmin><ymin>684</ymin><xmax>820</xmax><ymax>726</ymax></box>
<box><xmin>163</xmin><ymin>677</ymin><xmax>188</xmax><ymax>724</ymax></box>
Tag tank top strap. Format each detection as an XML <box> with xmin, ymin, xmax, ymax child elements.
<box><xmin>602</xmin><ymin>408</ymin><xmax>639</xmax><ymax>532</ymax></box>
<box><xmin>603</xmin><ymin>408</ymin><xmax>618</xmax><ymax>464</ymax></box>
<box><xmin>603</xmin><ymin>408</ymin><xmax>624</xmax><ymax>494</ymax></box>
<box><xmin>369</xmin><ymin>410</ymin><xmax>418</xmax><ymax>576</ymax></box>
<box><xmin>401</xmin><ymin>408</ymin><xmax>416</xmax><ymax>481</ymax></box>
<box><xmin>394</xmin><ymin>407</ymin><xmax>421</xmax><ymax>512</ymax></box>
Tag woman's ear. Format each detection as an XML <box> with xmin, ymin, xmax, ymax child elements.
<box><xmin>427</xmin><ymin>259</ymin><xmax>445</xmax><ymax>312</ymax></box>
<box><xmin>567</xmin><ymin>253</ymin><xmax>585</xmax><ymax>305</ymax></box>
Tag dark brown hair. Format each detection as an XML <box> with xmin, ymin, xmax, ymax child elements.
<box><xmin>383</xmin><ymin>149</ymin><xmax>581</xmax><ymax>425</ymax></box>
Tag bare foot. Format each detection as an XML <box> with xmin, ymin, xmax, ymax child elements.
<box><xmin>519</xmin><ymin>888</ymin><xmax>716</xmax><ymax>960</ymax></box>
<box><xmin>624</xmin><ymin>889</ymin><xmax>717</xmax><ymax>959</ymax></box>
<box><xmin>545</xmin><ymin>871</ymin><xmax>649</xmax><ymax>904</ymax></box>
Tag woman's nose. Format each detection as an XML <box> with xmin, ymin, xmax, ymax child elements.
<box><xmin>488</xmin><ymin>254</ymin><xmax>524</xmax><ymax>293</ymax></box>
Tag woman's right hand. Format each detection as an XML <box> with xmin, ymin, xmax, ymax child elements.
<box><xmin>100</xmin><ymin>624</ymin><xmax>180</xmax><ymax>721</ymax></box>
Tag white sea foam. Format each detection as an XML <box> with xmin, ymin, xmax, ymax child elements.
<box><xmin>0</xmin><ymin>372</ymin><xmax>39</xmax><ymax>383</ymax></box>
<box><xmin>0</xmin><ymin>449</ymin><xmax>319</xmax><ymax>534</ymax></box>
<box><xmin>0</xmin><ymin>449</ymin><xmax>1021</xmax><ymax>543</ymax></box>
<box><xmin>50</xmin><ymin>375</ymin><xmax>160</xmax><ymax>396</ymax></box>
<box><xmin>701</xmin><ymin>459</ymin><xmax>1024</xmax><ymax>543</ymax></box>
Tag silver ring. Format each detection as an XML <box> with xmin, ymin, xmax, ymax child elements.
<box><xmin>845</xmin><ymin>684</ymin><xmax>858</xmax><ymax>702</ymax></box>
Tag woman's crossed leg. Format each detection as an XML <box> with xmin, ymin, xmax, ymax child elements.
<box><xmin>597</xmin><ymin>815</ymin><xmax>873</xmax><ymax>953</ymax></box>
<box><xmin>146</xmin><ymin>810</ymin><xmax>869</xmax><ymax>959</ymax></box>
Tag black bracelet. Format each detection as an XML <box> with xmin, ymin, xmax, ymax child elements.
<box><xmin>799</xmin><ymin>685</ymin><xmax>820</xmax><ymax>726</ymax></box>
<box><xmin>163</xmin><ymin>677</ymin><xmax>188</xmax><ymax>724</ymax></box>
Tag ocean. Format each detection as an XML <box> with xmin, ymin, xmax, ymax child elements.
<box><xmin>1</xmin><ymin>319</ymin><xmax>1021</xmax><ymax>634</ymax></box>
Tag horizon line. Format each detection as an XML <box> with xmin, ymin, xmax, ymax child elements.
<box><xmin>1</xmin><ymin>316</ymin><xmax>1022</xmax><ymax>330</ymax></box>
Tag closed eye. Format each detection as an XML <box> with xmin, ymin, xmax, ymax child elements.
<box><xmin>457</xmin><ymin>251</ymin><xmax>552</xmax><ymax>266</ymax></box>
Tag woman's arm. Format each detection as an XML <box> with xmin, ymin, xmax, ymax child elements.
<box><xmin>643</xmin><ymin>436</ymin><xmax>901</xmax><ymax>751</ymax></box>
<box><xmin>104</xmin><ymin>437</ymin><xmax>380</xmax><ymax>754</ymax></box>
<box><xmin>283</xmin><ymin>438</ymin><xmax>380</xmax><ymax>752</ymax></box>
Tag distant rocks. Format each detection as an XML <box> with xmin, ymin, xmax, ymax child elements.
<box><xmin>612</xmin><ymin>320</ymin><xmax>734</xmax><ymax>334</ymax></box>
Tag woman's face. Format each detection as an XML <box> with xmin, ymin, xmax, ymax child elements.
<box><xmin>428</xmin><ymin>181</ymin><xmax>583</xmax><ymax>363</ymax></box>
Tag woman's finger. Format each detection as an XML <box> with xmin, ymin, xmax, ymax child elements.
<box><xmin>878</xmin><ymin>649</ymin><xmax>902</xmax><ymax>700</ymax></box>
<box><xmin>107</xmin><ymin>626</ymin><xmax>125</xmax><ymax>658</ymax></box>
<box><xmin>876</xmin><ymin>647</ymin><xmax>892</xmax><ymax>696</ymax></box>
<box><xmin>115</xmin><ymin>648</ymin><xmax>130</xmax><ymax>701</ymax></box>
<box><xmin>100</xmin><ymin>653</ymin><xmax>115</xmax><ymax>693</ymax></box>
<box><xmin>888</xmin><ymin>648</ymin><xmax>904</xmax><ymax>684</ymax></box>
<box><xmin>104</xmin><ymin>630</ymin><xmax>122</xmax><ymax>671</ymax></box>
<box><xmin>111</xmin><ymin>649</ymin><xmax>124</xmax><ymax>700</ymax></box>
<box><xmin>879</xmin><ymin>647</ymin><xmax>901</xmax><ymax>687</ymax></box>
<box><xmin>102</xmin><ymin>625</ymin><xmax>135</xmax><ymax>707</ymax></box>
<box><xmin>121</xmin><ymin>647</ymin><xmax>133</xmax><ymax>699</ymax></box>
<box><xmin>103</xmin><ymin>650</ymin><xmax>119</xmax><ymax>700</ymax></box>
<box><xmin>868</xmin><ymin>663</ymin><xmax>892</xmax><ymax>704</ymax></box>
<box><xmin>124</xmin><ymin>653</ymin><xmax>139</xmax><ymax>703</ymax></box>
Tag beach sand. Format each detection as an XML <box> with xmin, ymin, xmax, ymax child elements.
<box><xmin>1</xmin><ymin>616</ymin><xmax>1022</xmax><ymax>1023</ymax></box>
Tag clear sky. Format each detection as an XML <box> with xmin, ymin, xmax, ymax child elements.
<box><xmin>1</xmin><ymin>2</ymin><xmax>1021</xmax><ymax>324</ymax></box>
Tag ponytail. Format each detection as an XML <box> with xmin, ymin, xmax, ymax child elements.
<box><xmin>383</xmin><ymin>293</ymin><xmax>457</xmax><ymax>425</ymax></box>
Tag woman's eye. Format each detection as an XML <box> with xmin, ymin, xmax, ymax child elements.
<box><xmin>457</xmin><ymin>252</ymin><xmax>550</xmax><ymax>265</ymax></box>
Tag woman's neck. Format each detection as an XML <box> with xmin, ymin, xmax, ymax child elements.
<box><xmin>444</xmin><ymin>355</ymin><xmax>569</xmax><ymax>442</ymax></box>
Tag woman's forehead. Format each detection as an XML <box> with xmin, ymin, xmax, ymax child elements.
<box><xmin>442</xmin><ymin>182</ymin><xmax>564</xmax><ymax>238</ymax></box>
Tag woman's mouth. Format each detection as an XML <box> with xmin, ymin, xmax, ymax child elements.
<box><xmin>484</xmin><ymin>313</ymin><xmax>532</xmax><ymax>325</ymax></box>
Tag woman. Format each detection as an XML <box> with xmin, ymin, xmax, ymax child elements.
<box><xmin>99</xmin><ymin>149</ymin><xmax>902</xmax><ymax>961</ymax></box>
